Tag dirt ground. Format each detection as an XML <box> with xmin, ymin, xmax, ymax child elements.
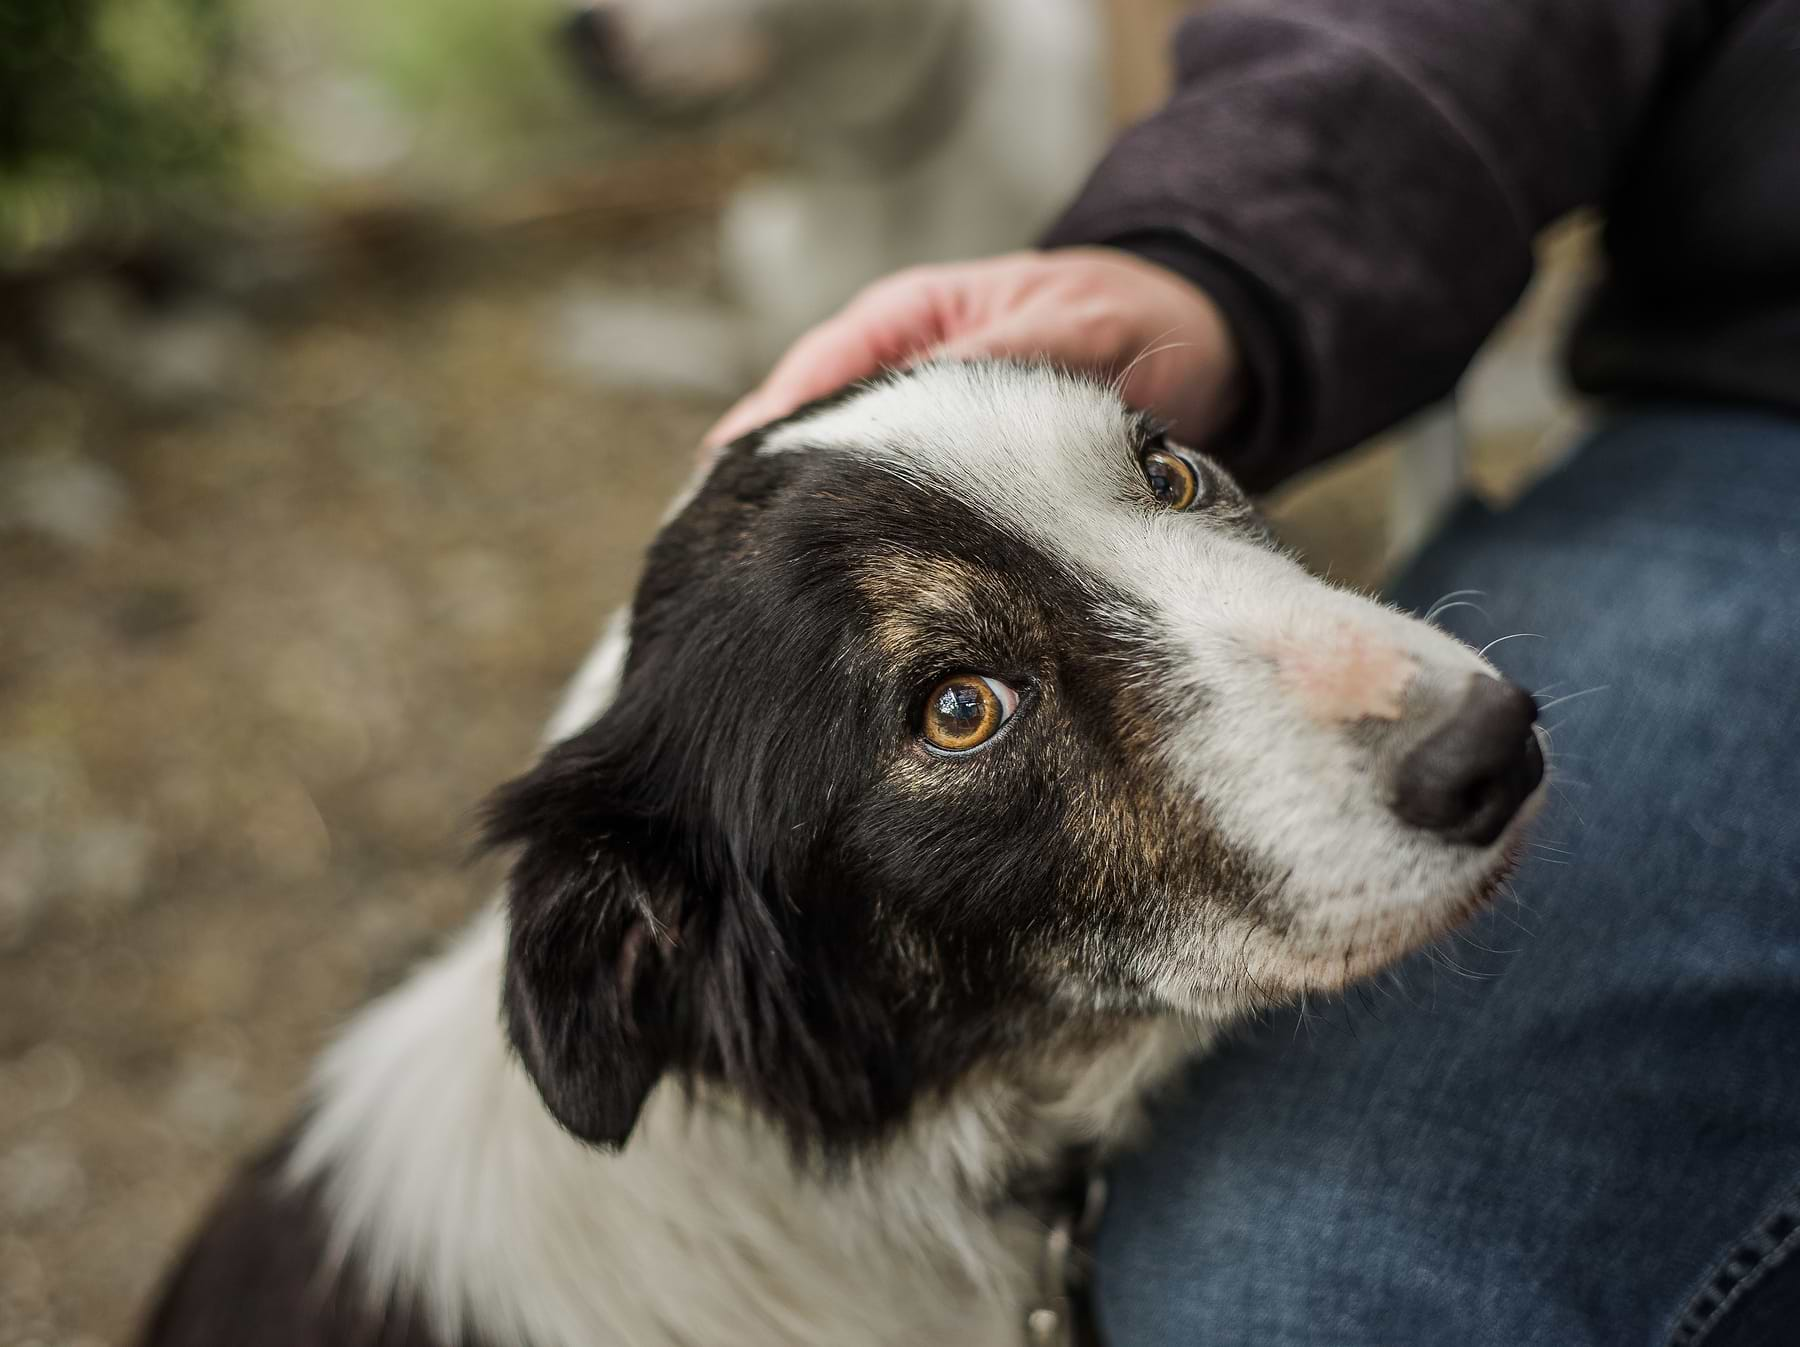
<box><xmin>0</xmin><ymin>183</ymin><xmax>1563</xmax><ymax>1342</ymax></box>
<box><xmin>0</xmin><ymin>206</ymin><xmax>724</xmax><ymax>1341</ymax></box>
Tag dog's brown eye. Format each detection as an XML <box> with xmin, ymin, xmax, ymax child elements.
<box><xmin>922</xmin><ymin>675</ymin><xmax>1020</xmax><ymax>754</ymax></box>
<box><xmin>1143</xmin><ymin>447</ymin><xmax>1204</xmax><ymax>511</ymax></box>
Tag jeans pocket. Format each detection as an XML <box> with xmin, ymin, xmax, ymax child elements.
<box><xmin>1665</xmin><ymin>1180</ymin><xmax>1800</xmax><ymax>1347</ymax></box>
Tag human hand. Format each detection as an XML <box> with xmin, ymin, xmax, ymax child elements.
<box><xmin>702</xmin><ymin>248</ymin><xmax>1244</xmax><ymax>451</ymax></box>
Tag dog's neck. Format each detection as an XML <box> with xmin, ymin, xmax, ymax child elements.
<box><xmin>289</xmin><ymin>906</ymin><xmax>1197</xmax><ymax>1347</ymax></box>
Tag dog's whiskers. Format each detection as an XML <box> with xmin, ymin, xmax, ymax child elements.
<box><xmin>1536</xmin><ymin>685</ymin><xmax>1610</xmax><ymax>714</ymax></box>
<box><xmin>1478</xmin><ymin>632</ymin><xmax>1544</xmax><ymax>658</ymax></box>
<box><xmin>1423</xmin><ymin>589</ymin><xmax>1486</xmax><ymax>624</ymax></box>
<box><xmin>1551</xmin><ymin>781</ymin><xmax>1590</xmax><ymax>827</ymax></box>
<box><xmin>1423</xmin><ymin>599</ymin><xmax>1489</xmax><ymax>627</ymax></box>
<box><xmin>1110</xmin><ymin>330</ymin><xmax>1192</xmax><ymax>397</ymax></box>
<box><xmin>1456</xmin><ymin>928</ymin><xmax>1522</xmax><ymax>958</ymax></box>
<box><xmin>1423</xmin><ymin>941</ymin><xmax>1497</xmax><ymax>982</ymax></box>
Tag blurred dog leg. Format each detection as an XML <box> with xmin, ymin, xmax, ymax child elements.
<box><xmin>549</xmin><ymin>288</ymin><xmax>749</xmax><ymax>398</ymax></box>
<box><xmin>1386</xmin><ymin>403</ymin><xmax>1467</xmax><ymax>572</ymax></box>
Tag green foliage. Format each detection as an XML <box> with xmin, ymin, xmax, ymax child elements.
<box><xmin>318</xmin><ymin>0</ymin><xmax>602</xmax><ymax>161</ymax></box>
<box><xmin>0</xmin><ymin>0</ymin><xmax>240</xmax><ymax>254</ymax></box>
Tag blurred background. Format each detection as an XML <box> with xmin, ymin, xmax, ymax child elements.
<box><xmin>0</xmin><ymin>1</ymin><xmax>1586</xmax><ymax>1340</ymax></box>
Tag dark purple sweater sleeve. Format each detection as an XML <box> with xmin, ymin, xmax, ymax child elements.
<box><xmin>1043</xmin><ymin>0</ymin><xmax>1717</xmax><ymax>490</ymax></box>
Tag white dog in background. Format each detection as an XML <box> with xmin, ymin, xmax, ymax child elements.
<box><xmin>557</xmin><ymin>0</ymin><xmax>1109</xmax><ymax>389</ymax></box>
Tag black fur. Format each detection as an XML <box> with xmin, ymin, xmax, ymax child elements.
<box><xmin>138</xmin><ymin>1139</ymin><xmax>479</xmax><ymax>1347</ymax></box>
<box><xmin>487</xmin><ymin>432</ymin><xmax>1266</xmax><ymax>1152</ymax></box>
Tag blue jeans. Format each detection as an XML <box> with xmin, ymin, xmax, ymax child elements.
<box><xmin>1099</xmin><ymin>408</ymin><xmax>1800</xmax><ymax>1347</ymax></box>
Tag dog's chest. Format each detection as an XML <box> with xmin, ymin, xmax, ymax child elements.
<box><xmin>280</xmin><ymin>913</ymin><xmax>1152</xmax><ymax>1347</ymax></box>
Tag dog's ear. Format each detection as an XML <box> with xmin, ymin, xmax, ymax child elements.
<box><xmin>485</xmin><ymin>685</ymin><xmax>866</xmax><ymax>1148</ymax></box>
<box><xmin>483</xmin><ymin>732</ymin><xmax>685</xmax><ymax>1149</ymax></box>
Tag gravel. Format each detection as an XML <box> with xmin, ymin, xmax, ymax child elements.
<box><xmin>0</xmin><ymin>214</ymin><xmax>711</xmax><ymax>1343</ymax></box>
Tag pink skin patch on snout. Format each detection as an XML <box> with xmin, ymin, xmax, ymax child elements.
<box><xmin>1269</xmin><ymin>632</ymin><xmax>1417</xmax><ymax>724</ymax></box>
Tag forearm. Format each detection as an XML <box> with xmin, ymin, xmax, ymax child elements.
<box><xmin>1045</xmin><ymin>0</ymin><xmax>1716</xmax><ymax>489</ymax></box>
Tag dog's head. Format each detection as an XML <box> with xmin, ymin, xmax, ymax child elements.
<box><xmin>487</xmin><ymin>363</ymin><xmax>1544</xmax><ymax>1151</ymax></box>
<box><xmin>559</xmin><ymin>0</ymin><xmax>959</xmax><ymax>131</ymax></box>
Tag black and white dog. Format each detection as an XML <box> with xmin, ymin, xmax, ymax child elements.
<box><xmin>142</xmin><ymin>363</ymin><xmax>1544</xmax><ymax>1347</ymax></box>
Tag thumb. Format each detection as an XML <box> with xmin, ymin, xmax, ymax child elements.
<box><xmin>703</xmin><ymin>273</ymin><xmax>954</xmax><ymax>451</ymax></box>
<box><xmin>703</xmin><ymin>328</ymin><xmax>886</xmax><ymax>451</ymax></box>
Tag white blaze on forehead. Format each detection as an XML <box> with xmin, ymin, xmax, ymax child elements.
<box><xmin>764</xmin><ymin>363</ymin><xmax>1211</xmax><ymax>578</ymax></box>
<box><xmin>762</xmin><ymin>362</ymin><xmax>1135</xmax><ymax>503</ymax></box>
<box><xmin>761</xmin><ymin>362</ymin><xmax>1345</xmax><ymax>654</ymax></box>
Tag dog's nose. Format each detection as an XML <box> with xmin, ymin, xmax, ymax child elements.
<box><xmin>562</xmin><ymin>4</ymin><xmax>625</xmax><ymax>86</ymax></box>
<box><xmin>1388</xmin><ymin>674</ymin><xmax>1543</xmax><ymax>845</ymax></box>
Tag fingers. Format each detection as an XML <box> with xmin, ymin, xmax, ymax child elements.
<box><xmin>702</xmin><ymin>271</ymin><xmax>949</xmax><ymax>450</ymax></box>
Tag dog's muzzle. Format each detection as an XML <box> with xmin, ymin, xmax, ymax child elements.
<box><xmin>1269</xmin><ymin>626</ymin><xmax>1543</xmax><ymax>847</ymax></box>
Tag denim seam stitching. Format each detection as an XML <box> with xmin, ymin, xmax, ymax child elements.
<box><xmin>1666</xmin><ymin>1196</ymin><xmax>1800</xmax><ymax>1346</ymax></box>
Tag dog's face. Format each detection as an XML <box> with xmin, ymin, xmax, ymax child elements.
<box><xmin>560</xmin><ymin>0</ymin><xmax>955</xmax><ymax>128</ymax></box>
<box><xmin>490</xmin><ymin>364</ymin><xmax>1544</xmax><ymax>1151</ymax></box>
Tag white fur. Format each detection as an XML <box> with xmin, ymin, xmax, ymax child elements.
<box><xmin>540</xmin><ymin>607</ymin><xmax>632</xmax><ymax>745</ymax></box>
<box><xmin>295</xmin><ymin>914</ymin><xmax>1194</xmax><ymax>1347</ymax></box>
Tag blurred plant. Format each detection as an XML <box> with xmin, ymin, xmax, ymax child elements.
<box><xmin>311</xmin><ymin>0</ymin><xmax>613</xmax><ymax>178</ymax></box>
<box><xmin>0</xmin><ymin>0</ymin><xmax>241</xmax><ymax>258</ymax></box>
